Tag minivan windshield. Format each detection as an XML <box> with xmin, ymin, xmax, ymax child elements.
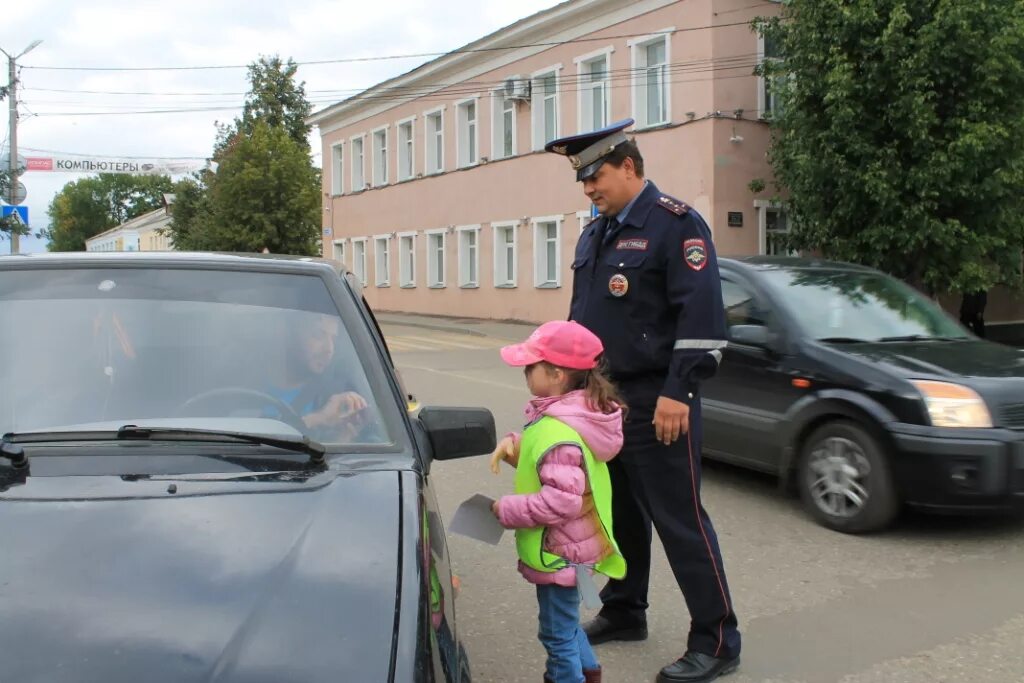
<box><xmin>760</xmin><ymin>268</ymin><xmax>971</xmax><ymax>342</ymax></box>
<box><xmin>0</xmin><ymin>267</ymin><xmax>392</xmax><ymax>446</ymax></box>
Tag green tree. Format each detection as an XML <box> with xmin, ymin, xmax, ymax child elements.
<box><xmin>169</xmin><ymin>54</ymin><xmax>320</xmax><ymax>255</ymax></box>
<box><xmin>43</xmin><ymin>174</ymin><xmax>175</xmax><ymax>251</ymax></box>
<box><xmin>755</xmin><ymin>0</ymin><xmax>1024</xmax><ymax>295</ymax></box>
<box><xmin>173</xmin><ymin>121</ymin><xmax>320</xmax><ymax>254</ymax></box>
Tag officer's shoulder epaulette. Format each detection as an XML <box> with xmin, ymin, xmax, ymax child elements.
<box><xmin>656</xmin><ymin>194</ymin><xmax>689</xmax><ymax>216</ymax></box>
<box><xmin>583</xmin><ymin>216</ymin><xmax>601</xmax><ymax>232</ymax></box>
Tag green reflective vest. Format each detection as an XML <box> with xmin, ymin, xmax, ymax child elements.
<box><xmin>514</xmin><ymin>416</ymin><xmax>626</xmax><ymax>579</ymax></box>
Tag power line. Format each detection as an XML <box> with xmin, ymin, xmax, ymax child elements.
<box><xmin>19</xmin><ymin>22</ymin><xmax>754</xmax><ymax>72</ymax></box>
<box><xmin>17</xmin><ymin>146</ymin><xmax>210</xmax><ymax>160</ymax></box>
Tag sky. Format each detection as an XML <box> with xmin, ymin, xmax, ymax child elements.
<box><xmin>1</xmin><ymin>0</ymin><xmax>563</xmax><ymax>253</ymax></box>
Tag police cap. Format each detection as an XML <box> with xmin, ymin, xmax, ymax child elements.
<box><xmin>544</xmin><ymin>118</ymin><xmax>635</xmax><ymax>181</ymax></box>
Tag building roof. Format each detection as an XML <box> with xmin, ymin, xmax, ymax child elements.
<box><xmin>85</xmin><ymin>204</ymin><xmax>173</xmax><ymax>244</ymax></box>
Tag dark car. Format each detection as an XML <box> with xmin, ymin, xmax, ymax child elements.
<box><xmin>0</xmin><ymin>252</ymin><xmax>494</xmax><ymax>682</ymax></box>
<box><xmin>702</xmin><ymin>256</ymin><xmax>1024</xmax><ymax>533</ymax></box>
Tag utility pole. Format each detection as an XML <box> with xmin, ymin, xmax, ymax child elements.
<box><xmin>2</xmin><ymin>40</ymin><xmax>42</xmax><ymax>254</ymax></box>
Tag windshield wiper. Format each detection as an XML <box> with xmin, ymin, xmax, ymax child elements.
<box><xmin>876</xmin><ymin>335</ymin><xmax>965</xmax><ymax>343</ymax></box>
<box><xmin>817</xmin><ymin>337</ymin><xmax>868</xmax><ymax>344</ymax></box>
<box><xmin>3</xmin><ymin>426</ymin><xmax>327</xmax><ymax>465</ymax></box>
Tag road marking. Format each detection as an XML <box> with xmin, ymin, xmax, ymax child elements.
<box><xmin>383</xmin><ymin>330</ymin><xmax>505</xmax><ymax>353</ymax></box>
<box><xmin>399</xmin><ymin>364</ymin><xmax>523</xmax><ymax>391</ymax></box>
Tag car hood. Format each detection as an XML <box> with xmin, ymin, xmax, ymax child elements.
<box><xmin>833</xmin><ymin>340</ymin><xmax>1024</xmax><ymax>380</ymax></box>
<box><xmin>1</xmin><ymin>468</ymin><xmax>403</xmax><ymax>683</ymax></box>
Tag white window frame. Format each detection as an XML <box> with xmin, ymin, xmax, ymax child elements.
<box><xmin>371</xmin><ymin>126</ymin><xmax>389</xmax><ymax>187</ymax></box>
<box><xmin>426</xmin><ymin>229</ymin><xmax>447</xmax><ymax>288</ymax></box>
<box><xmin>757</xmin><ymin>33</ymin><xmax>785</xmax><ymax>119</ymax></box>
<box><xmin>629</xmin><ymin>29</ymin><xmax>673</xmax><ymax>129</ymax></box>
<box><xmin>531</xmin><ymin>65</ymin><xmax>562</xmax><ymax>151</ymax></box>
<box><xmin>491</xmin><ymin>89</ymin><xmax>517</xmax><ymax>160</ymax></box>
<box><xmin>492</xmin><ymin>221</ymin><xmax>518</xmax><ymax>288</ymax></box>
<box><xmin>398</xmin><ymin>231</ymin><xmax>417</xmax><ymax>288</ymax></box>
<box><xmin>455</xmin><ymin>96</ymin><xmax>480</xmax><ymax>169</ymax></box>
<box><xmin>332</xmin><ymin>238</ymin><xmax>347</xmax><ymax>265</ymax></box>
<box><xmin>351</xmin><ymin>237</ymin><xmax>369</xmax><ymax>287</ymax></box>
<box><xmin>755</xmin><ymin>199</ymin><xmax>795</xmax><ymax>256</ymax></box>
<box><xmin>374</xmin><ymin>235</ymin><xmax>391</xmax><ymax>287</ymax></box>
<box><xmin>423</xmin><ymin>106</ymin><xmax>445</xmax><ymax>175</ymax></box>
<box><xmin>457</xmin><ymin>224</ymin><xmax>481</xmax><ymax>288</ymax></box>
<box><xmin>397</xmin><ymin>116</ymin><xmax>416</xmax><ymax>182</ymax></box>
<box><xmin>330</xmin><ymin>141</ymin><xmax>345</xmax><ymax>195</ymax></box>
<box><xmin>576</xmin><ymin>210</ymin><xmax>598</xmax><ymax>235</ymax></box>
<box><xmin>350</xmin><ymin>134</ymin><xmax>366</xmax><ymax>192</ymax></box>
<box><xmin>532</xmin><ymin>215</ymin><xmax>563</xmax><ymax>289</ymax></box>
<box><xmin>574</xmin><ymin>46</ymin><xmax>614</xmax><ymax>134</ymax></box>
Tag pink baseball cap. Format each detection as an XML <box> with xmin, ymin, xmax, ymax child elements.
<box><xmin>500</xmin><ymin>320</ymin><xmax>604</xmax><ymax>370</ymax></box>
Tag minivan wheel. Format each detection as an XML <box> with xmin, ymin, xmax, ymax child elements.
<box><xmin>798</xmin><ymin>420</ymin><xmax>898</xmax><ymax>533</ymax></box>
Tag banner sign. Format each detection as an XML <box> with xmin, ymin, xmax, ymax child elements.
<box><xmin>24</xmin><ymin>156</ymin><xmax>212</xmax><ymax>175</ymax></box>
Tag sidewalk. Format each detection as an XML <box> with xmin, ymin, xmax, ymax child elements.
<box><xmin>375</xmin><ymin>310</ymin><xmax>535</xmax><ymax>342</ymax></box>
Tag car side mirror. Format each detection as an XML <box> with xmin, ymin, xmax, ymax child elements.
<box><xmin>729</xmin><ymin>324</ymin><xmax>773</xmax><ymax>348</ymax></box>
<box><xmin>418</xmin><ymin>406</ymin><xmax>496</xmax><ymax>461</ymax></box>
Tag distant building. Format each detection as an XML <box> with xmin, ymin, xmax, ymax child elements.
<box><xmin>86</xmin><ymin>194</ymin><xmax>175</xmax><ymax>252</ymax></box>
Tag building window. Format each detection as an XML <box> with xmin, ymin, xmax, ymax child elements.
<box><xmin>458</xmin><ymin>226</ymin><xmax>480</xmax><ymax>288</ymax></box>
<box><xmin>577</xmin><ymin>51</ymin><xmax>611</xmax><ymax>133</ymax></box>
<box><xmin>532</xmin><ymin>68</ymin><xmax>560</xmax><ymax>150</ymax></box>
<box><xmin>427</xmin><ymin>230</ymin><xmax>447</xmax><ymax>287</ymax></box>
<box><xmin>493</xmin><ymin>222</ymin><xmax>518</xmax><ymax>288</ymax></box>
<box><xmin>330</xmin><ymin>142</ymin><xmax>344</xmax><ymax>195</ymax></box>
<box><xmin>491</xmin><ymin>91</ymin><xmax>516</xmax><ymax>160</ymax></box>
<box><xmin>373</xmin><ymin>236</ymin><xmax>391</xmax><ymax>286</ymax></box>
<box><xmin>425</xmin><ymin>108</ymin><xmax>444</xmax><ymax>174</ymax></box>
<box><xmin>372</xmin><ymin>128</ymin><xmax>388</xmax><ymax>187</ymax></box>
<box><xmin>632</xmin><ymin>34</ymin><xmax>670</xmax><ymax>128</ymax></box>
<box><xmin>332</xmin><ymin>239</ymin><xmax>346</xmax><ymax>265</ymax></box>
<box><xmin>352</xmin><ymin>238</ymin><xmax>368</xmax><ymax>286</ymax></box>
<box><xmin>398</xmin><ymin>233</ymin><xmax>416</xmax><ymax>288</ymax></box>
<box><xmin>756</xmin><ymin>201</ymin><xmax>795</xmax><ymax>256</ymax></box>
<box><xmin>351</xmin><ymin>136</ymin><xmax>365</xmax><ymax>192</ymax></box>
<box><xmin>398</xmin><ymin>119</ymin><xmax>415</xmax><ymax>181</ymax></box>
<box><xmin>533</xmin><ymin>218</ymin><xmax>562</xmax><ymax>288</ymax></box>
<box><xmin>759</xmin><ymin>32</ymin><xmax>784</xmax><ymax>119</ymax></box>
<box><xmin>456</xmin><ymin>99</ymin><xmax>479</xmax><ymax>168</ymax></box>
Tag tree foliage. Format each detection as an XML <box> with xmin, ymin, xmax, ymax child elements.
<box><xmin>756</xmin><ymin>0</ymin><xmax>1024</xmax><ymax>294</ymax></box>
<box><xmin>43</xmin><ymin>174</ymin><xmax>174</xmax><ymax>252</ymax></box>
<box><xmin>169</xmin><ymin>55</ymin><xmax>320</xmax><ymax>255</ymax></box>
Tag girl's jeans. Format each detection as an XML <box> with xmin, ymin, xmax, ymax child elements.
<box><xmin>536</xmin><ymin>583</ymin><xmax>599</xmax><ymax>683</ymax></box>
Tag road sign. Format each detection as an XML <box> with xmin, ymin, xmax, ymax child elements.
<box><xmin>6</xmin><ymin>182</ymin><xmax>27</xmax><ymax>205</ymax></box>
<box><xmin>0</xmin><ymin>151</ymin><xmax>27</xmax><ymax>175</ymax></box>
<box><xmin>590</xmin><ymin>203</ymin><xmax>600</xmax><ymax>218</ymax></box>
<box><xmin>1</xmin><ymin>206</ymin><xmax>29</xmax><ymax>225</ymax></box>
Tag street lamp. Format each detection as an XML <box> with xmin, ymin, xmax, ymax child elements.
<box><xmin>2</xmin><ymin>39</ymin><xmax>42</xmax><ymax>254</ymax></box>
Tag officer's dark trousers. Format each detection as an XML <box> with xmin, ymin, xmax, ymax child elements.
<box><xmin>599</xmin><ymin>378</ymin><xmax>741</xmax><ymax>659</ymax></box>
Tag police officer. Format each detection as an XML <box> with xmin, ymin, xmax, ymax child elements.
<box><xmin>545</xmin><ymin>119</ymin><xmax>741</xmax><ymax>683</ymax></box>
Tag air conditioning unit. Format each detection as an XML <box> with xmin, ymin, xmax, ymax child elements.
<box><xmin>503</xmin><ymin>75</ymin><xmax>531</xmax><ymax>101</ymax></box>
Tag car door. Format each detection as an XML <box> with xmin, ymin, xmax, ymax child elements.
<box><xmin>702</xmin><ymin>272</ymin><xmax>804</xmax><ymax>471</ymax></box>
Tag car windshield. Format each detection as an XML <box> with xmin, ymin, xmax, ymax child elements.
<box><xmin>760</xmin><ymin>268</ymin><xmax>971</xmax><ymax>342</ymax></box>
<box><xmin>0</xmin><ymin>266</ymin><xmax>393</xmax><ymax>447</ymax></box>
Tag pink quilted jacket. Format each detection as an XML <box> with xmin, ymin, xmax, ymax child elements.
<box><xmin>495</xmin><ymin>390</ymin><xmax>623</xmax><ymax>587</ymax></box>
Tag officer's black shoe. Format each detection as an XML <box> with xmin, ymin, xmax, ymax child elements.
<box><xmin>582</xmin><ymin>614</ymin><xmax>648</xmax><ymax>645</ymax></box>
<box><xmin>656</xmin><ymin>651</ymin><xmax>740</xmax><ymax>683</ymax></box>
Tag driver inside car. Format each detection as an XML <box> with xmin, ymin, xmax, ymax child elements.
<box><xmin>266</xmin><ymin>313</ymin><xmax>369</xmax><ymax>440</ymax></box>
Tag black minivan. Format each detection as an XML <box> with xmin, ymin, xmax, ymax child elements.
<box><xmin>703</xmin><ymin>257</ymin><xmax>1024</xmax><ymax>533</ymax></box>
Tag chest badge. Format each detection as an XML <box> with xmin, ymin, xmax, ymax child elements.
<box><xmin>684</xmin><ymin>238</ymin><xmax>708</xmax><ymax>271</ymax></box>
<box><xmin>608</xmin><ymin>273</ymin><xmax>629</xmax><ymax>297</ymax></box>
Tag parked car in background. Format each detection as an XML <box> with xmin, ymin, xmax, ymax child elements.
<box><xmin>0</xmin><ymin>252</ymin><xmax>493</xmax><ymax>682</ymax></box>
<box><xmin>703</xmin><ymin>257</ymin><xmax>1024</xmax><ymax>533</ymax></box>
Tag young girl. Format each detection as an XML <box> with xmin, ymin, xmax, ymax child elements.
<box><xmin>490</xmin><ymin>320</ymin><xmax>626</xmax><ymax>683</ymax></box>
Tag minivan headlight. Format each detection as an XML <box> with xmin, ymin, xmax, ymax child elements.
<box><xmin>910</xmin><ymin>380</ymin><xmax>993</xmax><ymax>428</ymax></box>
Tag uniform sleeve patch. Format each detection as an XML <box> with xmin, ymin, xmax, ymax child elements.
<box><xmin>684</xmin><ymin>238</ymin><xmax>708</xmax><ymax>271</ymax></box>
<box><xmin>615</xmin><ymin>238</ymin><xmax>649</xmax><ymax>251</ymax></box>
<box><xmin>657</xmin><ymin>195</ymin><xmax>689</xmax><ymax>216</ymax></box>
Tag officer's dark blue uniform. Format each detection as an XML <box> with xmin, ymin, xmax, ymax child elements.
<box><xmin>547</xmin><ymin>120</ymin><xmax>740</xmax><ymax>681</ymax></box>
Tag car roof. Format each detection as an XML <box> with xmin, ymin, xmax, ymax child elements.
<box><xmin>0</xmin><ymin>251</ymin><xmax>350</xmax><ymax>276</ymax></box>
<box><xmin>719</xmin><ymin>255</ymin><xmax>880</xmax><ymax>274</ymax></box>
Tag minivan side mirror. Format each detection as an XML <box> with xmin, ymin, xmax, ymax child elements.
<box><xmin>418</xmin><ymin>406</ymin><xmax>496</xmax><ymax>461</ymax></box>
<box><xmin>729</xmin><ymin>324</ymin><xmax>773</xmax><ymax>348</ymax></box>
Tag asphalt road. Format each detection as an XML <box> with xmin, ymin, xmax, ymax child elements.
<box><xmin>380</xmin><ymin>314</ymin><xmax>1024</xmax><ymax>683</ymax></box>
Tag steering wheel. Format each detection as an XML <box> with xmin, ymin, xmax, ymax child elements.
<box><xmin>175</xmin><ymin>387</ymin><xmax>309</xmax><ymax>434</ymax></box>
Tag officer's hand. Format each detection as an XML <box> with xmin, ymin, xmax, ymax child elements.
<box><xmin>489</xmin><ymin>435</ymin><xmax>519</xmax><ymax>474</ymax></box>
<box><xmin>653</xmin><ymin>396</ymin><xmax>690</xmax><ymax>445</ymax></box>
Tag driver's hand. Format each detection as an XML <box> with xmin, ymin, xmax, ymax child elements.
<box><xmin>303</xmin><ymin>392</ymin><xmax>368</xmax><ymax>431</ymax></box>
